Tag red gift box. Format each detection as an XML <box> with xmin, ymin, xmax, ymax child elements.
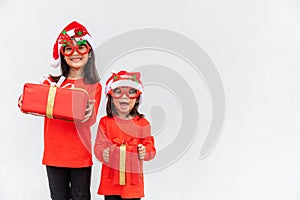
<box><xmin>21</xmin><ymin>83</ymin><xmax>88</xmax><ymax>121</ymax></box>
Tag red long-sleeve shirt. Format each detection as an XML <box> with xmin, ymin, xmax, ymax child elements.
<box><xmin>94</xmin><ymin>116</ymin><xmax>156</xmax><ymax>198</ymax></box>
<box><xmin>42</xmin><ymin>78</ymin><xmax>102</xmax><ymax>168</ymax></box>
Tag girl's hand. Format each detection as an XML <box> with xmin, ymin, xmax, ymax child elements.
<box><xmin>103</xmin><ymin>147</ymin><xmax>110</xmax><ymax>163</ymax></box>
<box><xmin>138</xmin><ymin>144</ymin><xmax>146</xmax><ymax>160</ymax></box>
<box><xmin>18</xmin><ymin>94</ymin><xmax>23</xmax><ymax>108</ymax></box>
<box><xmin>81</xmin><ymin>100</ymin><xmax>95</xmax><ymax>122</ymax></box>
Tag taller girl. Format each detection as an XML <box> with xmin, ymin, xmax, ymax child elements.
<box><xmin>19</xmin><ymin>21</ymin><xmax>102</xmax><ymax>200</ymax></box>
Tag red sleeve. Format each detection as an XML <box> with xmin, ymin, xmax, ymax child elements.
<box><xmin>87</xmin><ymin>83</ymin><xmax>102</xmax><ymax>126</ymax></box>
<box><xmin>140</xmin><ymin>119</ymin><xmax>156</xmax><ymax>161</ymax></box>
<box><xmin>94</xmin><ymin>117</ymin><xmax>110</xmax><ymax>163</ymax></box>
<box><xmin>42</xmin><ymin>77</ymin><xmax>51</xmax><ymax>85</ymax></box>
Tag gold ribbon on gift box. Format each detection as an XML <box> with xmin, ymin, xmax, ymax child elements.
<box><xmin>119</xmin><ymin>144</ymin><xmax>126</xmax><ymax>185</ymax></box>
<box><xmin>46</xmin><ymin>86</ymin><xmax>57</xmax><ymax>118</ymax></box>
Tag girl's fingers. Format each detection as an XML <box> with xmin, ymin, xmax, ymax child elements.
<box><xmin>18</xmin><ymin>94</ymin><xmax>23</xmax><ymax>108</ymax></box>
<box><xmin>103</xmin><ymin>148</ymin><xmax>110</xmax><ymax>162</ymax></box>
<box><xmin>138</xmin><ymin>144</ymin><xmax>145</xmax><ymax>151</ymax></box>
<box><xmin>81</xmin><ymin>100</ymin><xmax>95</xmax><ymax>122</ymax></box>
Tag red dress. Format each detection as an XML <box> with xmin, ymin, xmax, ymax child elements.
<box><xmin>42</xmin><ymin>78</ymin><xmax>102</xmax><ymax>168</ymax></box>
<box><xmin>94</xmin><ymin>116</ymin><xmax>156</xmax><ymax>198</ymax></box>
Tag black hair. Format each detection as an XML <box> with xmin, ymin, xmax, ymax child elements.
<box><xmin>106</xmin><ymin>94</ymin><xmax>144</xmax><ymax>118</ymax></box>
<box><xmin>50</xmin><ymin>46</ymin><xmax>100</xmax><ymax>84</ymax></box>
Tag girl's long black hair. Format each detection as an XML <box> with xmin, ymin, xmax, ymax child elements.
<box><xmin>106</xmin><ymin>94</ymin><xmax>144</xmax><ymax>118</ymax></box>
<box><xmin>50</xmin><ymin>47</ymin><xmax>100</xmax><ymax>84</ymax></box>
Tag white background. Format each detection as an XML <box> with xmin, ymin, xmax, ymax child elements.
<box><xmin>1</xmin><ymin>0</ymin><xmax>300</xmax><ymax>199</ymax></box>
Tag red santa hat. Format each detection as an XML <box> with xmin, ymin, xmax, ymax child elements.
<box><xmin>105</xmin><ymin>70</ymin><xmax>144</xmax><ymax>101</ymax></box>
<box><xmin>51</xmin><ymin>21</ymin><xmax>95</xmax><ymax>68</ymax></box>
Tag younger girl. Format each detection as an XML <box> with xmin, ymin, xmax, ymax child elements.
<box><xmin>18</xmin><ymin>21</ymin><xmax>102</xmax><ymax>200</ymax></box>
<box><xmin>94</xmin><ymin>70</ymin><xmax>156</xmax><ymax>200</ymax></box>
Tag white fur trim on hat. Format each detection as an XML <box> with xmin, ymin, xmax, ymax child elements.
<box><xmin>111</xmin><ymin>80</ymin><xmax>143</xmax><ymax>91</ymax></box>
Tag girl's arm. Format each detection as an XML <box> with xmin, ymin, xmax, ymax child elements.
<box><xmin>140</xmin><ymin>121</ymin><xmax>156</xmax><ymax>161</ymax></box>
<box><xmin>94</xmin><ymin>117</ymin><xmax>110</xmax><ymax>163</ymax></box>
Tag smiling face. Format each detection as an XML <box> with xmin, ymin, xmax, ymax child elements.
<box><xmin>111</xmin><ymin>87</ymin><xmax>138</xmax><ymax>118</ymax></box>
<box><xmin>62</xmin><ymin>40</ymin><xmax>89</xmax><ymax>70</ymax></box>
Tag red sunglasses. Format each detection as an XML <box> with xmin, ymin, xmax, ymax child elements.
<box><xmin>108</xmin><ymin>87</ymin><xmax>141</xmax><ymax>99</ymax></box>
<box><xmin>60</xmin><ymin>43</ymin><xmax>91</xmax><ymax>57</ymax></box>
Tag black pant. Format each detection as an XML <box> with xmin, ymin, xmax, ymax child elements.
<box><xmin>105</xmin><ymin>195</ymin><xmax>140</xmax><ymax>200</ymax></box>
<box><xmin>46</xmin><ymin>166</ymin><xmax>91</xmax><ymax>200</ymax></box>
